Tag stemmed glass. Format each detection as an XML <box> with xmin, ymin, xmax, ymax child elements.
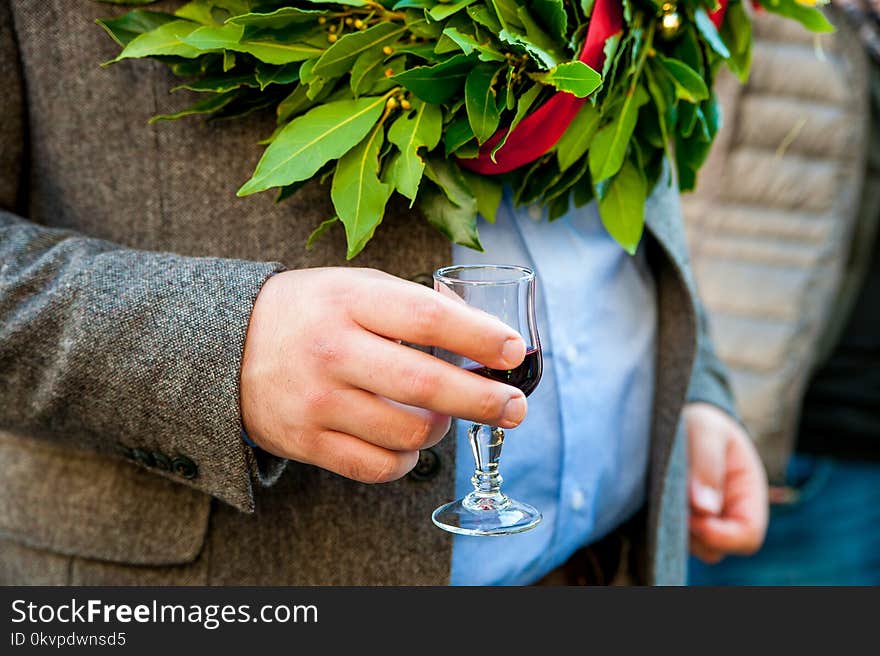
<box><xmin>431</xmin><ymin>264</ymin><xmax>543</xmax><ymax>536</ymax></box>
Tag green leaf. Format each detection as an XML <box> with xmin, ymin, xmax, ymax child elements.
<box><xmin>721</xmin><ymin>0</ymin><xmax>752</xmax><ymax>82</ymax></box>
<box><xmin>331</xmin><ymin>123</ymin><xmax>393</xmax><ymax>259</ymax></box>
<box><xmin>111</xmin><ymin>20</ymin><xmax>203</xmax><ymax>61</ymax></box>
<box><xmin>460</xmin><ymin>170</ymin><xmax>503</xmax><ymax>222</ymax></box>
<box><xmin>393</xmin><ymin>54</ymin><xmax>476</xmax><ymax>104</ymax></box>
<box><xmin>644</xmin><ymin>63</ymin><xmax>673</xmax><ymax>162</ymax></box>
<box><xmin>465</xmin><ymin>62</ymin><xmax>503</xmax><ymax>144</ymax></box>
<box><xmin>597</xmin><ymin>160</ymin><xmax>645</xmax><ymax>255</ymax></box>
<box><xmin>96</xmin><ymin>10</ymin><xmax>177</xmax><ymax>47</ymax></box>
<box><xmin>490</xmin><ymin>81</ymin><xmax>541</xmax><ymax>159</ymax></box>
<box><xmin>695</xmin><ymin>8</ymin><xmax>730</xmax><ymax>59</ymax></box>
<box><xmin>424</xmin><ymin>157</ymin><xmax>478</xmax><ymax>211</ymax></box>
<box><xmin>489</xmin><ymin>0</ymin><xmax>525</xmax><ymax>30</ymax></box>
<box><xmin>306</xmin><ymin>217</ymin><xmax>340</xmax><ymax>249</ymax></box>
<box><xmin>387</xmin><ymin>99</ymin><xmax>443</xmax><ymax>202</ymax></box>
<box><xmin>350</xmin><ymin>48</ymin><xmax>387</xmax><ymax>97</ymax></box>
<box><xmin>313</xmin><ymin>22</ymin><xmax>408</xmax><ymax>79</ymax></box>
<box><xmin>171</xmin><ymin>73</ymin><xmax>257</xmax><ymax>93</ymax></box>
<box><xmin>149</xmin><ymin>89</ymin><xmax>239</xmax><ymax>122</ymax></box>
<box><xmin>673</xmin><ymin>25</ymin><xmax>704</xmax><ymax>77</ymax></box>
<box><xmin>516</xmin><ymin>6</ymin><xmax>566</xmax><ymax>66</ymax></box>
<box><xmin>228</xmin><ymin>7</ymin><xmax>326</xmax><ymax>28</ymax></box>
<box><xmin>182</xmin><ymin>23</ymin><xmax>324</xmax><ymax>64</ymax></box>
<box><xmin>174</xmin><ymin>0</ymin><xmax>251</xmax><ymax>25</ymax></box>
<box><xmin>556</xmin><ymin>102</ymin><xmax>601</xmax><ymax>172</ymax></box>
<box><xmin>444</xmin><ymin>116</ymin><xmax>476</xmax><ymax>156</ymax></box>
<box><xmin>530</xmin><ymin>0</ymin><xmax>567</xmax><ymax>38</ymax></box>
<box><xmin>467</xmin><ymin>4</ymin><xmax>502</xmax><ymax>32</ymax></box>
<box><xmin>589</xmin><ymin>85</ymin><xmax>649</xmax><ymax>183</ymax></box>
<box><xmin>530</xmin><ymin>61</ymin><xmax>602</xmax><ymax>98</ymax></box>
<box><xmin>442</xmin><ymin>27</ymin><xmax>505</xmax><ymax>61</ymax></box>
<box><xmin>276</xmin><ymin>84</ymin><xmax>313</xmax><ymax>123</ymax></box>
<box><xmin>429</xmin><ymin>0</ymin><xmax>478</xmax><ymax>21</ymax></box>
<box><xmin>657</xmin><ymin>56</ymin><xmax>709</xmax><ymax>103</ymax></box>
<box><xmin>394</xmin><ymin>0</ymin><xmax>436</xmax><ymax>8</ymax></box>
<box><xmin>419</xmin><ymin>182</ymin><xmax>482</xmax><ymax>250</ymax></box>
<box><xmin>361</xmin><ymin>55</ymin><xmax>407</xmax><ymax>95</ymax></box>
<box><xmin>758</xmin><ymin>0</ymin><xmax>835</xmax><ymax>33</ymax></box>
<box><xmin>237</xmin><ymin>95</ymin><xmax>387</xmax><ymax>196</ymax></box>
<box><xmin>255</xmin><ymin>62</ymin><xmax>301</xmax><ymax>90</ymax></box>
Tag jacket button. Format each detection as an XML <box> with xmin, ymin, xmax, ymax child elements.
<box><xmin>171</xmin><ymin>456</ymin><xmax>198</xmax><ymax>480</ymax></box>
<box><xmin>152</xmin><ymin>451</ymin><xmax>171</xmax><ymax>471</ymax></box>
<box><xmin>409</xmin><ymin>448</ymin><xmax>441</xmax><ymax>482</ymax></box>
<box><xmin>131</xmin><ymin>448</ymin><xmax>154</xmax><ymax>468</ymax></box>
<box><xmin>409</xmin><ymin>272</ymin><xmax>434</xmax><ymax>288</ymax></box>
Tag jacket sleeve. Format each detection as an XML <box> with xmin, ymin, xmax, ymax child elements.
<box><xmin>0</xmin><ymin>2</ymin><xmax>286</xmax><ymax>513</ymax></box>
<box><xmin>686</xmin><ymin>293</ymin><xmax>740</xmax><ymax>423</ymax></box>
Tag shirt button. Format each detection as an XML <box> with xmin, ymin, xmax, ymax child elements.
<box><xmin>171</xmin><ymin>456</ymin><xmax>198</xmax><ymax>480</ymax></box>
<box><xmin>131</xmin><ymin>448</ymin><xmax>154</xmax><ymax>468</ymax></box>
<box><xmin>571</xmin><ymin>488</ymin><xmax>585</xmax><ymax>511</ymax></box>
<box><xmin>152</xmin><ymin>451</ymin><xmax>171</xmax><ymax>471</ymax></box>
<box><xmin>408</xmin><ymin>448</ymin><xmax>441</xmax><ymax>482</ymax></box>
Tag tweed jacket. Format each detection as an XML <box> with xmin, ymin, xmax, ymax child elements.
<box><xmin>0</xmin><ymin>0</ymin><xmax>735</xmax><ymax>585</ymax></box>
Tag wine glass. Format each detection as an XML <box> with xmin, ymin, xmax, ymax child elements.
<box><xmin>431</xmin><ymin>264</ymin><xmax>543</xmax><ymax>536</ymax></box>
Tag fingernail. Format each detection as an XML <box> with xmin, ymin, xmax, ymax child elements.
<box><xmin>501</xmin><ymin>337</ymin><xmax>526</xmax><ymax>367</ymax></box>
<box><xmin>503</xmin><ymin>395</ymin><xmax>527</xmax><ymax>426</ymax></box>
<box><xmin>693</xmin><ymin>482</ymin><xmax>723</xmax><ymax>515</ymax></box>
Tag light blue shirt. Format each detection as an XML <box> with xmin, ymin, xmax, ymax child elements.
<box><xmin>449</xmin><ymin>191</ymin><xmax>657</xmax><ymax>585</ymax></box>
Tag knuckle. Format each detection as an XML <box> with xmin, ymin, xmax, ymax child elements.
<box><xmin>406</xmin><ymin>368</ymin><xmax>440</xmax><ymax>405</ymax></box>
<box><xmin>308</xmin><ymin>334</ymin><xmax>345</xmax><ymax>365</ymax></box>
<box><xmin>477</xmin><ymin>386</ymin><xmax>508</xmax><ymax>421</ymax></box>
<box><xmin>410</xmin><ymin>299</ymin><xmax>443</xmax><ymax>339</ymax></box>
<box><xmin>367</xmin><ymin>452</ymin><xmax>410</xmax><ymax>484</ymax></box>
<box><xmin>289</xmin><ymin>427</ymin><xmax>319</xmax><ymax>459</ymax></box>
<box><xmin>301</xmin><ymin>388</ymin><xmax>337</xmax><ymax>416</ymax></box>
<box><xmin>403</xmin><ymin>417</ymin><xmax>434</xmax><ymax>451</ymax></box>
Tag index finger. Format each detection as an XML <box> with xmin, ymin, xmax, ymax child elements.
<box><xmin>348</xmin><ymin>276</ymin><xmax>526</xmax><ymax>370</ymax></box>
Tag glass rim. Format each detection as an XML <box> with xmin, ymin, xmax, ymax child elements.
<box><xmin>433</xmin><ymin>264</ymin><xmax>535</xmax><ymax>286</ymax></box>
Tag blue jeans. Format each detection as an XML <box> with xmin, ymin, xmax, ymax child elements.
<box><xmin>689</xmin><ymin>455</ymin><xmax>880</xmax><ymax>586</ymax></box>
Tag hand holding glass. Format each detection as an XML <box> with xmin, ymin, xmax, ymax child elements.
<box><xmin>432</xmin><ymin>265</ymin><xmax>544</xmax><ymax>536</ymax></box>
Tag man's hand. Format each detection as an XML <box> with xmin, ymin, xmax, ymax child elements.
<box><xmin>685</xmin><ymin>402</ymin><xmax>769</xmax><ymax>563</ymax></box>
<box><xmin>240</xmin><ymin>267</ymin><xmax>528</xmax><ymax>484</ymax></box>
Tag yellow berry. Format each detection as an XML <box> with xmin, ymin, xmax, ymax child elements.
<box><xmin>354</xmin><ymin>19</ymin><xmax>365</xmax><ymax>29</ymax></box>
<box><xmin>328</xmin><ymin>33</ymin><xmax>338</xmax><ymax>43</ymax></box>
<box><xmin>384</xmin><ymin>67</ymin><xmax>394</xmax><ymax>77</ymax></box>
<box><xmin>408</xmin><ymin>34</ymin><xmax>417</xmax><ymax>42</ymax></box>
<box><xmin>386</xmin><ymin>97</ymin><xmax>398</xmax><ymax>110</ymax></box>
<box><xmin>328</xmin><ymin>24</ymin><xmax>337</xmax><ymax>32</ymax></box>
<box><xmin>345</xmin><ymin>17</ymin><xmax>353</xmax><ymax>25</ymax></box>
<box><xmin>318</xmin><ymin>16</ymin><xmax>326</xmax><ymax>24</ymax></box>
<box><xmin>400</xmin><ymin>98</ymin><xmax>412</xmax><ymax>110</ymax></box>
<box><xmin>382</xmin><ymin>45</ymin><xmax>393</xmax><ymax>55</ymax></box>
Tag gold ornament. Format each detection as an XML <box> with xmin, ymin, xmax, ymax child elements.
<box><xmin>658</xmin><ymin>2</ymin><xmax>682</xmax><ymax>41</ymax></box>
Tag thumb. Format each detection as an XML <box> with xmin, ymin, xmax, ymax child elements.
<box><xmin>685</xmin><ymin>404</ymin><xmax>728</xmax><ymax>516</ymax></box>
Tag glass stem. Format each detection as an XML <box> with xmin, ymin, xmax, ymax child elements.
<box><xmin>466</xmin><ymin>423</ymin><xmax>507</xmax><ymax>505</ymax></box>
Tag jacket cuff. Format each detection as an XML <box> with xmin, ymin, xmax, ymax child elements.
<box><xmin>101</xmin><ymin>255</ymin><xmax>286</xmax><ymax>513</ymax></box>
<box><xmin>686</xmin><ymin>366</ymin><xmax>741</xmax><ymax>426</ymax></box>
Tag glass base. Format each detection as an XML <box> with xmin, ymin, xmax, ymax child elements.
<box><xmin>432</xmin><ymin>492</ymin><xmax>542</xmax><ymax>536</ymax></box>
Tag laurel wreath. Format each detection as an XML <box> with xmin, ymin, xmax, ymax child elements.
<box><xmin>97</xmin><ymin>0</ymin><xmax>832</xmax><ymax>258</ymax></box>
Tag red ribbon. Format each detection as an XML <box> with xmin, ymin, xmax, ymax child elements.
<box><xmin>457</xmin><ymin>0</ymin><xmax>728</xmax><ymax>176</ymax></box>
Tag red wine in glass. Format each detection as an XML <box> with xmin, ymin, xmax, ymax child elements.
<box><xmin>465</xmin><ymin>347</ymin><xmax>543</xmax><ymax>397</ymax></box>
